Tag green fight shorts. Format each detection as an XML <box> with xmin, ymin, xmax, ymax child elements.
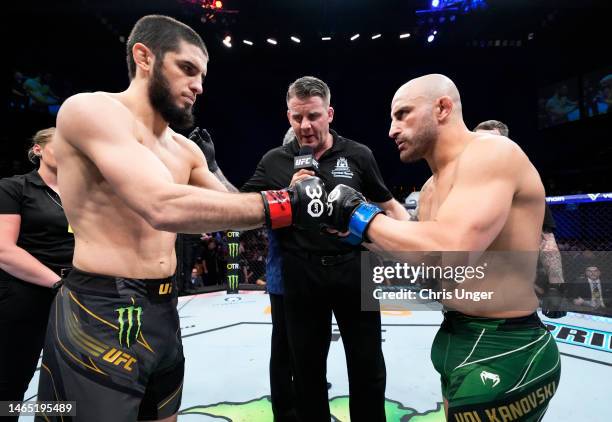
<box><xmin>431</xmin><ymin>311</ymin><xmax>561</xmax><ymax>422</ymax></box>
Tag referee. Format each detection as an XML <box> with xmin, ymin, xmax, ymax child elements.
<box><xmin>242</xmin><ymin>76</ymin><xmax>409</xmax><ymax>422</ymax></box>
<box><xmin>0</xmin><ymin>128</ymin><xmax>74</xmax><ymax>417</ymax></box>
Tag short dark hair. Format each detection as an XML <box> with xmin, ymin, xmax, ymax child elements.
<box><xmin>126</xmin><ymin>15</ymin><xmax>208</xmax><ymax>80</ymax></box>
<box><xmin>474</xmin><ymin>120</ymin><xmax>509</xmax><ymax>137</ymax></box>
<box><xmin>286</xmin><ymin>76</ymin><xmax>331</xmax><ymax>107</ymax></box>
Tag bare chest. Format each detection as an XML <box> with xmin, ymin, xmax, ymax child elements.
<box><xmin>418</xmin><ymin>173</ymin><xmax>455</xmax><ymax>222</ymax></box>
<box><xmin>140</xmin><ymin>134</ymin><xmax>193</xmax><ymax>185</ymax></box>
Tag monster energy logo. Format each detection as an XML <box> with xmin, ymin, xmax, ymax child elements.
<box><xmin>227</xmin><ymin>274</ymin><xmax>239</xmax><ymax>290</ymax></box>
<box><xmin>116</xmin><ymin>305</ymin><xmax>142</xmax><ymax>348</ymax></box>
<box><xmin>228</xmin><ymin>243</ymin><xmax>239</xmax><ymax>258</ymax></box>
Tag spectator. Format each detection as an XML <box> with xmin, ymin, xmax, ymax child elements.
<box><xmin>572</xmin><ymin>266</ymin><xmax>610</xmax><ymax>311</ymax></box>
<box><xmin>23</xmin><ymin>73</ymin><xmax>61</xmax><ymax>113</ymax></box>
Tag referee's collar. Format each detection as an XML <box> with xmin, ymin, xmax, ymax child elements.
<box><xmin>288</xmin><ymin>129</ymin><xmax>343</xmax><ymax>155</ymax></box>
<box><xmin>24</xmin><ymin>169</ymin><xmax>47</xmax><ymax>187</ymax></box>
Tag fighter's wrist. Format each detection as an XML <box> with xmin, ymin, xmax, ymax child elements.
<box><xmin>344</xmin><ymin>203</ymin><xmax>384</xmax><ymax>245</ymax></box>
<box><xmin>261</xmin><ymin>189</ymin><xmax>293</xmax><ymax>229</ymax></box>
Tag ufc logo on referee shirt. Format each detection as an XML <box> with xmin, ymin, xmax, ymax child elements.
<box><xmin>305</xmin><ymin>185</ymin><xmax>324</xmax><ymax>217</ymax></box>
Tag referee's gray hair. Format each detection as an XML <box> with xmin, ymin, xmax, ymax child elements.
<box><xmin>282</xmin><ymin>127</ymin><xmax>296</xmax><ymax>146</ymax></box>
<box><xmin>286</xmin><ymin>76</ymin><xmax>331</xmax><ymax>107</ymax></box>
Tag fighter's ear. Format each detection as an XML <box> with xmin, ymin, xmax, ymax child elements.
<box><xmin>132</xmin><ymin>42</ymin><xmax>155</xmax><ymax>76</ymax></box>
<box><xmin>436</xmin><ymin>96</ymin><xmax>454</xmax><ymax>122</ymax></box>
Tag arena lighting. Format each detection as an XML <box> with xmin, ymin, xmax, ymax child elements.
<box><xmin>290</xmin><ymin>36</ymin><xmax>301</xmax><ymax>43</ymax></box>
<box><xmin>266</xmin><ymin>38</ymin><xmax>278</xmax><ymax>45</ymax></box>
<box><xmin>321</xmin><ymin>36</ymin><xmax>332</xmax><ymax>41</ymax></box>
<box><xmin>371</xmin><ymin>34</ymin><xmax>382</xmax><ymax>39</ymax></box>
<box><xmin>222</xmin><ymin>35</ymin><xmax>232</xmax><ymax>47</ymax></box>
<box><xmin>242</xmin><ymin>39</ymin><xmax>253</xmax><ymax>46</ymax></box>
<box><xmin>399</xmin><ymin>33</ymin><xmax>411</xmax><ymax>39</ymax></box>
<box><xmin>350</xmin><ymin>33</ymin><xmax>360</xmax><ymax>41</ymax></box>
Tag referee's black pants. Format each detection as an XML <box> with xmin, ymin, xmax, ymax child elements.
<box><xmin>269</xmin><ymin>293</ymin><xmax>299</xmax><ymax>422</ymax></box>
<box><xmin>0</xmin><ymin>279</ymin><xmax>55</xmax><ymax>421</ymax></box>
<box><xmin>282</xmin><ymin>252</ymin><xmax>386</xmax><ymax>422</ymax></box>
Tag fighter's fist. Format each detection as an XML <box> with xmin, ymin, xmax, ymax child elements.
<box><xmin>261</xmin><ymin>176</ymin><xmax>328</xmax><ymax>230</ymax></box>
<box><xmin>325</xmin><ymin>184</ymin><xmax>384</xmax><ymax>245</ymax></box>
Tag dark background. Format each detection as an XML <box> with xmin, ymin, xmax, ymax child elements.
<box><xmin>3</xmin><ymin>0</ymin><xmax>611</xmax><ymax>198</ymax></box>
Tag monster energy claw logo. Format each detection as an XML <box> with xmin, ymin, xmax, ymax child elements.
<box><xmin>227</xmin><ymin>274</ymin><xmax>239</xmax><ymax>290</ymax></box>
<box><xmin>228</xmin><ymin>243</ymin><xmax>239</xmax><ymax>258</ymax></box>
<box><xmin>116</xmin><ymin>305</ymin><xmax>142</xmax><ymax>348</ymax></box>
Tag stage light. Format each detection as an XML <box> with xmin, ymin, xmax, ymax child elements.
<box><xmin>215</xmin><ymin>0</ymin><xmax>223</xmax><ymax>8</ymax></box>
<box><xmin>267</xmin><ymin>38</ymin><xmax>277</xmax><ymax>45</ymax></box>
<box><xmin>399</xmin><ymin>33</ymin><xmax>411</xmax><ymax>39</ymax></box>
<box><xmin>243</xmin><ymin>40</ymin><xmax>253</xmax><ymax>46</ymax></box>
<box><xmin>427</xmin><ymin>34</ymin><xmax>435</xmax><ymax>43</ymax></box>
<box><xmin>350</xmin><ymin>33</ymin><xmax>360</xmax><ymax>41</ymax></box>
<box><xmin>291</xmin><ymin>36</ymin><xmax>301</xmax><ymax>43</ymax></box>
<box><xmin>222</xmin><ymin>35</ymin><xmax>232</xmax><ymax>48</ymax></box>
<box><xmin>321</xmin><ymin>36</ymin><xmax>331</xmax><ymax>41</ymax></box>
<box><xmin>371</xmin><ymin>34</ymin><xmax>382</xmax><ymax>40</ymax></box>
<box><xmin>433</xmin><ymin>30</ymin><xmax>438</xmax><ymax>35</ymax></box>
<box><xmin>432</xmin><ymin>0</ymin><xmax>441</xmax><ymax>7</ymax></box>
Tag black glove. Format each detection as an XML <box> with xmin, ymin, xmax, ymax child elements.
<box><xmin>541</xmin><ymin>286</ymin><xmax>567</xmax><ymax>319</ymax></box>
<box><xmin>261</xmin><ymin>176</ymin><xmax>327</xmax><ymax>230</ymax></box>
<box><xmin>189</xmin><ymin>127</ymin><xmax>219</xmax><ymax>172</ymax></box>
<box><xmin>325</xmin><ymin>184</ymin><xmax>384</xmax><ymax>245</ymax></box>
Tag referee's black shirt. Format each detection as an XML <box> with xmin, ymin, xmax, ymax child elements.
<box><xmin>242</xmin><ymin>130</ymin><xmax>392</xmax><ymax>254</ymax></box>
<box><xmin>0</xmin><ymin>170</ymin><xmax>74</xmax><ymax>279</ymax></box>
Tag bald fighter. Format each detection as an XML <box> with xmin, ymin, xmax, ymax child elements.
<box><xmin>35</xmin><ymin>15</ymin><xmax>325</xmax><ymax>422</ymax></box>
<box><xmin>325</xmin><ymin>74</ymin><xmax>560</xmax><ymax>421</ymax></box>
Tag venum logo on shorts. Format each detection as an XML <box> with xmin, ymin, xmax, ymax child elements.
<box><xmin>331</xmin><ymin>157</ymin><xmax>354</xmax><ymax>179</ymax></box>
<box><xmin>480</xmin><ymin>370</ymin><xmax>500</xmax><ymax>387</ymax></box>
<box><xmin>116</xmin><ymin>305</ymin><xmax>142</xmax><ymax>348</ymax></box>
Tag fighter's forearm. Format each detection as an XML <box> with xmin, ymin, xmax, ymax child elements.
<box><xmin>378</xmin><ymin>199</ymin><xmax>412</xmax><ymax>221</ymax></box>
<box><xmin>540</xmin><ymin>232</ymin><xmax>565</xmax><ymax>284</ymax></box>
<box><xmin>150</xmin><ymin>184</ymin><xmax>265</xmax><ymax>233</ymax></box>
<box><xmin>0</xmin><ymin>246</ymin><xmax>60</xmax><ymax>287</ymax></box>
<box><xmin>366</xmin><ymin>214</ymin><xmax>460</xmax><ymax>252</ymax></box>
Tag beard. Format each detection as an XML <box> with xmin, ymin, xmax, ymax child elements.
<box><xmin>399</xmin><ymin>117</ymin><xmax>438</xmax><ymax>163</ymax></box>
<box><xmin>148</xmin><ymin>63</ymin><xmax>194</xmax><ymax>129</ymax></box>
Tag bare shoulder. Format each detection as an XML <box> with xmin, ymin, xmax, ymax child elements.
<box><xmin>459</xmin><ymin>133</ymin><xmax>529</xmax><ymax>177</ymax></box>
<box><xmin>58</xmin><ymin>92</ymin><xmax>134</xmax><ymax>141</ymax></box>
<box><xmin>59</xmin><ymin>92</ymin><xmax>126</xmax><ymax>119</ymax></box>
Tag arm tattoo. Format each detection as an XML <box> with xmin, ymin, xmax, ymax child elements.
<box><xmin>213</xmin><ymin>168</ymin><xmax>239</xmax><ymax>192</ymax></box>
<box><xmin>540</xmin><ymin>232</ymin><xmax>565</xmax><ymax>284</ymax></box>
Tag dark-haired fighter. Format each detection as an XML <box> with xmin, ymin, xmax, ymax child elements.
<box><xmin>36</xmin><ymin>15</ymin><xmax>325</xmax><ymax>422</ymax></box>
<box><xmin>325</xmin><ymin>74</ymin><xmax>561</xmax><ymax>421</ymax></box>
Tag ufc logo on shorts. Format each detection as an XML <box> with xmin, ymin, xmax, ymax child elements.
<box><xmin>305</xmin><ymin>184</ymin><xmax>324</xmax><ymax>218</ymax></box>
